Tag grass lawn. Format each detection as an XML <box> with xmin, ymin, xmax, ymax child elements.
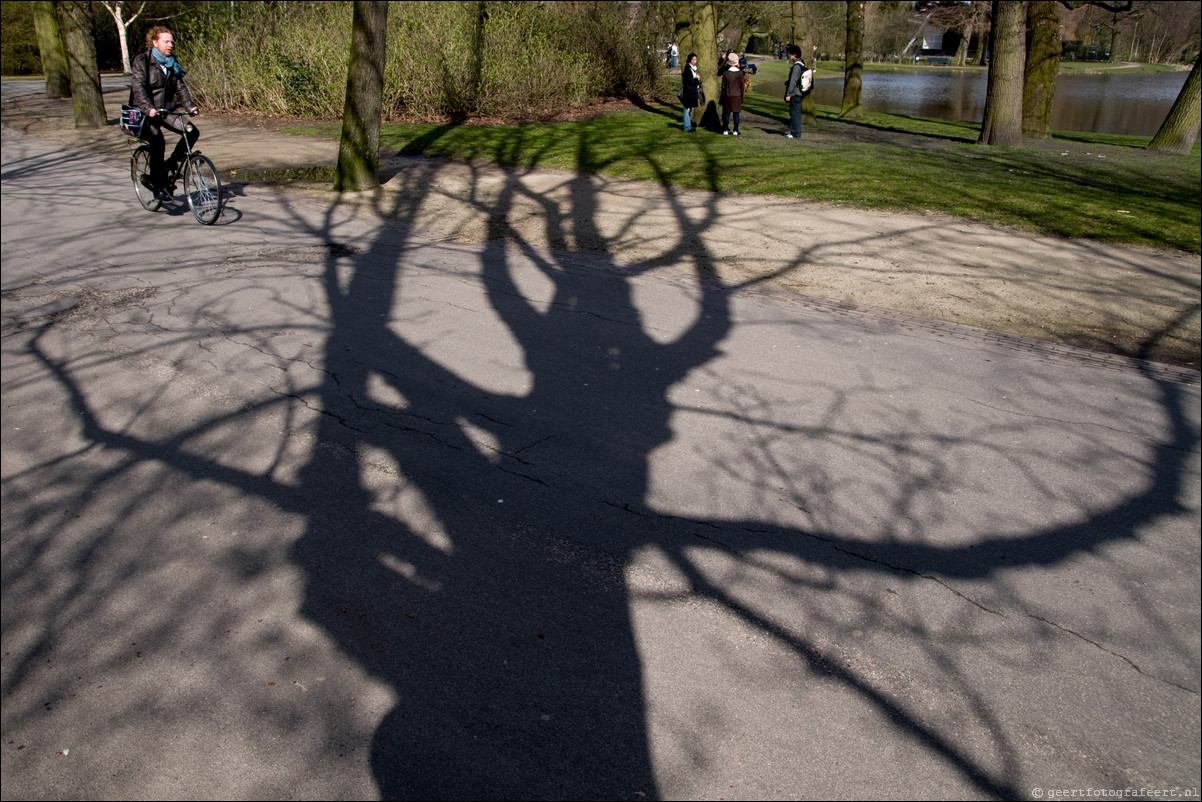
<box><xmin>278</xmin><ymin>65</ymin><xmax>1201</xmax><ymax>254</ymax></box>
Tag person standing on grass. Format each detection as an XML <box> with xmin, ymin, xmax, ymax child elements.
<box><xmin>720</xmin><ymin>52</ymin><xmax>744</xmax><ymax>136</ymax></box>
<box><xmin>784</xmin><ymin>44</ymin><xmax>805</xmax><ymax>139</ymax></box>
<box><xmin>680</xmin><ymin>53</ymin><xmax>702</xmax><ymax>132</ymax></box>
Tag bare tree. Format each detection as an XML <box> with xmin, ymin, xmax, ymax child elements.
<box><xmin>32</xmin><ymin>1</ymin><xmax>71</xmax><ymax>99</ymax></box>
<box><xmin>840</xmin><ymin>0</ymin><xmax>865</xmax><ymax>118</ymax></box>
<box><xmin>1100</xmin><ymin>0</ymin><xmax>1138</xmax><ymax>63</ymax></box>
<box><xmin>1148</xmin><ymin>52</ymin><xmax>1201</xmax><ymax>154</ymax></box>
<box><xmin>58</xmin><ymin>0</ymin><xmax>106</xmax><ymax>128</ymax></box>
<box><xmin>1062</xmin><ymin>1</ymin><xmax>1135</xmax><ymax>62</ymax></box>
<box><xmin>99</xmin><ymin>1</ymin><xmax>146</xmax><ymax>75</ymax></box>
<box><xmin>978</xmin><ymin>0</ymin><xmax>1025</xmax><ymax>146</ymax></box>
<box><xmin>954</xmin><ymin>1</ymin><xmax>991</xmax><ymax>65</ymax></box>
<box><xmin>924</xmin><ymin>0</ymin><xmax>989</xmax><ymax>66</ymax></box>
<box><xmin>335</xmin><ymin>0</ymin><xmax>388</xmax><ymax>192</ymax></box>
<box><xmin>1023</xmin><ymin>0</ymin><xmax>1060</xmax><ymax>138</ymax></box>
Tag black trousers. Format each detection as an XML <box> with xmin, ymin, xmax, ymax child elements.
<box><xmin>142</xmin><ymin>115</ymin><xmax>199</xmax><ymax>186</ymax></box>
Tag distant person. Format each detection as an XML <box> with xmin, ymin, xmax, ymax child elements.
<box><xmin>783</xmin><ymin>44</ymin><xmax>806</xmax><ymax>139</ymax></box>
<box><xmin>680</xmin><ymin>52</ymin><xmax>702</xmax><ymax>132</ymax></box>
<box><xmin>720</xmin><ymin>52</ymin><xmax>744</xmax><ymax>136</ymax></box>
<box><xmin>667</xmin><ymin>41</ymin><xmax>679</xmax><ymax>69</ymax></box>
<box><xmin>717</xmin><ymin>50</ymin><xmax>727</xmax><ymax>76</ymax></box>
<box><xmin>129</xmin><ymin>26</ymin><xmax>199</xmax><ymax>199</ymax></box>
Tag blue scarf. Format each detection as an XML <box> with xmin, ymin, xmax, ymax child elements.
<box><xmin>152</xmin><ymin>48</ymin><xmax>186</xmax><ymax>77</ymax></box>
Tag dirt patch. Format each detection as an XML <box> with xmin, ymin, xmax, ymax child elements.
<box><xmin>5</xmin><ymin>82</ymin><xmax>1198</xmax><ymax>371</ymax></box>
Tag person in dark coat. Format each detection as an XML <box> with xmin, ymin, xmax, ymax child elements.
<box><xmin>720</xmin><ymin>52</ymin><xmax>745</xmax><ymax>136</ymax></box>
<box><xmin>128</xmin><ymin>26</ymin><xmax>199</xmax><ymax>198</ymax></box>
<box><xmin>680</xmin><ymin>53</ymin><xmax>703</xmax><ymax>132</ymax></box>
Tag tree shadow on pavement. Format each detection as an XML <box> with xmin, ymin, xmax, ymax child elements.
<box><xmin>4</xmin><ymin>123</ymin><xmax>1199</xmax><ymax>800</ymax></box>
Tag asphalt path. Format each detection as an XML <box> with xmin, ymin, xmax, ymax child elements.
<box><xmin>2</xmin><ymin>116</ymin><xmax>1199</xmax><ymax>800</ymax></box>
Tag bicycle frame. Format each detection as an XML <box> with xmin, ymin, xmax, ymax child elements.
<box><xmin>127</xmin><ymin>107</ymin><xmax>222</xmax><ymax>224</ymax></box>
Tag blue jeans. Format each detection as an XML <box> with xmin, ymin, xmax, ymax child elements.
<box><xmin>722</xmin><ymin>110</ymin><xmax>740</xmax><ymax>133</ymax></box>
<box><xmin>683</xmin><ymin>106</ymin><xmax>693</xmax><ymax>132</ymax></box>
<box><xmin>789</xmin><ymin>95</ymin><xmax>802</xmax><ymax>137</ymax></box>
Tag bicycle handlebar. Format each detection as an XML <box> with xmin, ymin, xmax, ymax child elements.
<box><xmin>151</xmin><ymin>107</ymin><xmax>199</xmax><ymax>117</ymax></box>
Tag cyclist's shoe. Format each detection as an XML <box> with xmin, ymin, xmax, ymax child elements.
<box><xmin>140</xmin><ymin>175</ymin><xmax>172</xmax><ymax>202</ymax></box>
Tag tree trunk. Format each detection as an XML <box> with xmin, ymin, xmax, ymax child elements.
<box><xmin>971</xmin><ymin>1</ymin><xmax>990</xmax><ymax>66</ymax></box>
<box><xmin>977</xmin><ymin>0</ymin><xmax>1024</xmax><ymax>147</ymax></box>
<box><xmin>954</xmin><ymin>21</ymin><xmax>972</xmax><ymax>67</ymax></box>
<box><xmin>32</xmin><ymin>1</ymin><xmax>71</xmax><ymax>99</ymax></box>
<box><xmin>691</xmin><ymin>0</ymin><xmax>722</xmax><ymax>132</ymax></box>
<box><xmin>335</xmin><ymin>0</ymin><xmax>388</xmax><ymax>193</ymax></box>
<box><xmin>58</xmin><ymin>1</ymin><xmax>106</xmax><ymax>128</ymax></box>
<box><xmin>794</xmin><ymin>4</ymin><xmax>817</xmax><ymax>125</ymax></box>
<box><xmin>840</xmin><ymin>0</ymin><xmax>865</xmax><ymax>119</ymax></box>
<box><xmin>673</xmin><ymin>1</ymin><xmax>694</xmax><ymax>59</ymax></box>
<box><xmin>1022</xmin><ymin>0</ymin><xmax>1059</xmax><ymax>139</ymax></box>
<box><xmin>467</xmin><ymin>0</ymin><xmax>486</xmax><ymax>121</ymax></box>
<box><xmin>803</xmin><ymin>42</ymin><xmax>819</xmax><ymax>126</ymax></box>
<box><xmin>1148</xmin><ymin>53</ymin><xmax>1201</xmax><ymax>155</ymax></box>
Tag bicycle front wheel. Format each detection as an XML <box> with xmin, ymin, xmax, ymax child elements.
<box><xmin>131</xmin><ymin>146</ymin><xmax>161</xmax><ymax>212</ymax></box>
<box><xmin>183</xmin><ymin>154</ymin><xmax>222</xmax><ymax>225</ymax></box>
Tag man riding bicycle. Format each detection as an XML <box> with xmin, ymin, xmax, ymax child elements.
<box><xmin>129</xmin><ymin>26</ymin><xmax>199</xmax><ymax>201</ymax></box>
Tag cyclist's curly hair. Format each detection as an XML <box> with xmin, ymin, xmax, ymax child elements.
<box><xmin>144</xmin><ymin>26</ymin><xmax>171</xmax><ymax>50</ymax></box>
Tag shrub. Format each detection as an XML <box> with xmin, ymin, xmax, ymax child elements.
<box><xmin>180</xmin><ymin>0</ymin><xmax>661</xmax><ymax>122</ymax></box>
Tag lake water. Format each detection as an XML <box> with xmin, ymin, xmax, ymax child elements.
<box><xmin>764</xmin><ymin>69</ymin><xmax>1189</xmax><ymax>136</ymax></box>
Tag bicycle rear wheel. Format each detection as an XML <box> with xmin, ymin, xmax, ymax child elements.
<box><xmin>131</xmin><ymin>146</ymin><xmax>161</xmax><ymax>212</ymax></box>
<box><xmin>183</xmin><ymin>154</ymin><xmax>222</xmax><ymax>225</ymax></box>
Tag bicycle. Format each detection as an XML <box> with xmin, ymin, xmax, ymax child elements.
<box><xmin>121</xmin><ymin>105</ymin><xmax>223</xmax><ymax>225</ymax></box>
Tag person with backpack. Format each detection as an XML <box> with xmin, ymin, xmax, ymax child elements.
<box><xmin>784</xmin><ymin>45</ymin><xmax>808</xmax><ymax>139</ymax></box>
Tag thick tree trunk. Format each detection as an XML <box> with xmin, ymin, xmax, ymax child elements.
<box><xmin>691</xmin><ymin>1</ymin><xmax>722</xmax><ymax>132</ymax></box>
<box><xmin>840</xmin><ymin>0</ymin><xmax>865</xmax><ymax>119</ymax></box>
<box><xmin>673</xmin><ymin>1</ymin><xmax>694</xmax><ymax>60</ymax></box>
<box><xmin>977</xmin><ymin>0</ymin><xmax>1024</xmax><ymax>147</ymax></box>
<box><xmin>32</xmin><ymin>1</ymin><xmax>71</xmax><ymax>99</ymax></box>
<box><xmin>335</xmin><ymin>0</ymin><xmax>388</xmax><ymax>192</ymax></box>
<box><xmin>1023</xmin><ymin>0</ymin><xmax>1059</xmax><ymax>139</ymax></box>
<box><xmin>58</xmin><ymin>1</ymin><xmax>106</xmax><ymax>128</ymax></box>
<box><xmin>1148</xmin><ymin>53</ymin><xmax>1201</xmax><ymax>155</ymax></box>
